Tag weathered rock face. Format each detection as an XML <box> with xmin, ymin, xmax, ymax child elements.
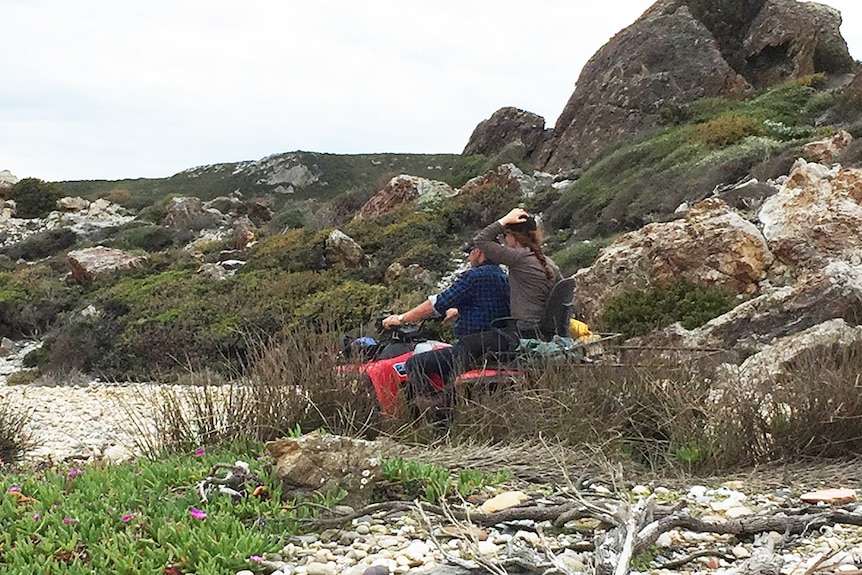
<box><xmin>718</xmin><ymin>318</ymin><xmax>862</xmax><ymax>387</ymax></box>
<box><xmin>743</xmin><ymin>0</ymin><xmax>853</xmax><ymax>87</ymax></box>
<box><xmin>462</xmin><ymin>107</ymin><xmax>547</xmax><ymax>161</ymax></box>
<box><xmin>56</xmin><ymin>196</ymin><xmax>90</xmax><ymax>212</ymax></box>
<box><xmin>0</xmin><ymin>170</ymin><xmax>19</xmax><ymax>196</ymax></box>
<box><xmin>67</xmin><ymin>246</ymin><xmax>147</xmax><ymax>285</ymax></box>
<box><xmin>355</xmin><ymin>175</ymin><xmax>455</xmax><ymax>220</ymax></box>
<box><xmin>759</xmin><ymin>160</ymin><xmax>862</xmax><ymax>273</ymax></box>
<box><xmin>573</xmin><ymin>198</ymin><xmax>774</xmax><ymax>322</ymax></box>
<box><xmin>537</xmin><ymin>3</ymin><xmax>750</xmax><ymax>173</ymax></box>
<box><xmin>692</xmin><ymin>262</ymin><xmax>862</xmax><ymax>352</ymax></box>
<box><xmin>324</xmin><ymin>229</ymin><xmax>367</xmax><ymax>269</ymax></box>
<box><xmin>581</xmin><ymin>160</ymin><xmax>862</xmax><ymax>362</ymax></box>
<box><xmin>266</xmin><ymin>434</ymin><xmax>381</xmax><ymax>507</ymax></box>
<box><xmin>514</xmin><ymin>0</ymin><xmax>854</xmax><ymax>174</ymax></box>
<box><xmin>802</xmin><ymin>130</ymin><xmax>853</xmax><ymax>165</ymax></box>
<box><xmin>162</xmin><ymin>196</ymin><xmax>223</xmax><ymax>232</ymax></box>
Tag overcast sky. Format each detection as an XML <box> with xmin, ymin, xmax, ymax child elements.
<box><xmin>2</xmin><ymin>0</ymin><xmax>861</xmax><ymax>182</ymax></box>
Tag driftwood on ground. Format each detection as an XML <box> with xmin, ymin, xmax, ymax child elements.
<box><xmin>305</xmin><ymin>493</ymin><xmax>862</xmax><ymax>575</ymax></box>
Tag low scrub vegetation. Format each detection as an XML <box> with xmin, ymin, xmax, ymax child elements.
<box><xmin>546</xmin><ymin>78</ymin><xmax>856</xmax><ymax>236</ymax></box>
<box><xmin>598</xmin><ymin>279</ymin><xmax>735</xmax><ymax>339</ymax></box>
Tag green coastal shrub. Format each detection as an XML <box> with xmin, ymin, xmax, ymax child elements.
<box><xmin>345</xmin><ymin>209</ymin><xmax>453</xmax><ymax>275</ymax></box>
<box><xmin>1</xmin><ymin>228</ymin><xmax>78</xmax><ymax>261</ymax></box>
<box><xmin>599</xmin><ymin>279</ymin><xmax>734</xmax><ymax>338</ymax></box>
<box><xmin>243</xmin><ymin>228</ymin><xmax>326</xmax><ymax>273</ymax></box>
<box><xmin>108</xmin><ymin>223</ymin><xmax>175</xmax><ymax>252</ymax></box>
<box><xmin>440</xmin><ymin>182</ymin><xmax>525</xmax><ymax>233</ymax></box>
<box><xmin>292</xmin><ymin>281</ymin><xmax>389</xmax><ymax>332</ymax></box>
<box><xmin>689</xmin><ymin>113</ymin><xmax>763</xmax><ymax>149</ymax></box>
<box><xmin>552</xmin><ymin>237</ymin><xmax>614</xmax><ymax>276</ymax></box>
<box><xmin>9</xmin><ymin>178</ymin><xmax>64</xmax><ymax>219</ymax></box>
<box><xmin>0</xmin><ymin>265</ymin><xmax>82</xmax><ymax>339</ymax></box>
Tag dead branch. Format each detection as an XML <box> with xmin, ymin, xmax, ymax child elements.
<box><xmin>633</xmin><ymin>509</ymin><xmax>862</xmax><ymax>554</ymax></box>
<box><xmin>593</xmin><ymin>495</ymin><xmax>655</xmax><ymax>575</ymax></box>
<box><xmin>660</xmin><ymin>549</ymin><xmax>736</xmax><ymax>570</ymax></box>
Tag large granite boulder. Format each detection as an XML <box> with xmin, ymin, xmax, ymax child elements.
<box><xmin>355</xmin><ymin>175</ymin><xmax>455</xmax><ymax>220</ymax></box>
<box><xmin>0</xmin><ymin>170</ymin><xmax>19</xmax><ymax>196</ymax></box>
<box><xmin>573</xmin><ymin>197</ymin><xmax>773</xmax><ymax>323</ymax></box>
<box><xmin>162</xmin><ymin>196</ymin><xmax>223</xmax><ymax>232</ymax></box>
<box><xmin>691</xmin><ymin>261</ymin><xmax>862</xmax><ymax>352</ymax></box>
<box><xmin>488</xmin><ymin>0</ymin><xmax>855</xmax><ymax>174</ymax></box>
<box><xmin>67</xmin><ymin>246</ymin><xmax>147</xmax><ymax>285</ymax></box>
<box><xmin>536</xmin><ymin>2</ymin><xmax>750</xmax><ymax>173</ymax></box>
<box><xmin>462</xmin><ymin>107</ymin><xmax>548</xmax><ymax>162</ymax></box>
<box><xmin>759</xmin><ymin>160</ymin><xmax>862</xmax><ymax>274</ymax></box>
<box><xmin>743</xmin><ymin>0</ymin><xmax>853</xmax><ymax>87</ymax></box>
<box><xmin>718</xmin><ymin>317</ymin><xmax>862</xmax><ymax>387</ymax></box>
<box><xmin>324</xmin><ymin>229</ymin><xmax>368</xmax><ymax>269</ymax></box>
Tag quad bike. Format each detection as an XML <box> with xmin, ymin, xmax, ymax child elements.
<box><xmin>338</xmin><ymin>274</ymin><xmax>623</xmax><ymax>422</ymax></box>
<box><xmin>336</xmin><ymin>314</ymin><xmax>519</xmax><ymax>418</ymax></box>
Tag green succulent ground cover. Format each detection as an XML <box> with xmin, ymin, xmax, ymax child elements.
<box><xmin>0</xmin><ymin>442</ymin><xmax>513</xmax><ymax>574</ymax></box>
<box><xmin>0</xmin><ymin>445</ymin><xmax>286</xmax><ymax>574</ymax></box>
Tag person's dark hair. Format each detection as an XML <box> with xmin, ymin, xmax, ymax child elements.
<box><xmin>507</xmin><ymin>228</ymin><xmax>555</xmax><ymax>281</ymax></box>
<box><xmin>504</xmin><ymin>215</ymin><xmax>538</xmax><ymax>234</ymax></box>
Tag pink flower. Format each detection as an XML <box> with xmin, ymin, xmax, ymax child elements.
<box><xmin>8</xmin><ymin>486</ymin><xmax>21</xmax><ymax>494</ymax></box>
<box><xmin>121</xmin><ymin>514</ymin><xmax>134</xmax><ymax>522</ymax></box>
<box><xmin>249</xmin><ymin>556</ymin><xmax>263</xmax><ymax>563</ymax></box>
<box><xmin>194</xmin><ymin>448</ymin><xmax>206</xmax><ymax>456</ymax></box>
<box><xmin>189</xmin><ymin>508</ymin><xmax>207</xmax><ymax>520</ymax></box>
<box><xmin>32</xmin><ymin>513</ymin><xmax>40</xmax><ymax>520</ymax></box>
<box><xmin>68</xmin><ymin>469</ymin><xmax>84</xmax><ymax>477</ymax></box>
<box><xmin>62</xmin><ymin>517</ymin><xmax>75</xmax><ymax>524</ymax></box>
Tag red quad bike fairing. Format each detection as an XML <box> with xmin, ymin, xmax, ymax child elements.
<box><xmin>338</xmin><ymin>321</ymin><xmax>517</xmax><ymax>417</ymax></box>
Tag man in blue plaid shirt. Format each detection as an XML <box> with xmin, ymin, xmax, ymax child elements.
<box><xmin>383</xmin><ymin>244</ymin><xmax>511</xmax><ymax>423</ymax></box>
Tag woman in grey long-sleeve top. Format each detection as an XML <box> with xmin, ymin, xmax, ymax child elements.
<box><xmin>473</xmin><ymin>207</ymin><xmax>562</xmax><ymax>335</ymax></box>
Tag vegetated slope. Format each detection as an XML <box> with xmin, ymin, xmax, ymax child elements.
<box><xmin>6</xmin><ymin>76</ymin><xmax>862</xmax><ymax>383</ymax></box>
<box><xmin>541</xmin><ymin>76</ymin><xmax>862</xmax><ymax>238</ymax></box>
<box><xmin>58</xmin><ymin>152</ymin><xmax>488</xmax><ymax>212</ymax></box>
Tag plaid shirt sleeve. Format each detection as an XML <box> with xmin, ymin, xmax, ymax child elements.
<box><xmin>434</xmin><ymin>271</ymin><xmax>473</xmax><ymax>314</ymax></box>
<box><xmin>433</xmin><ymin>264</ymin><xmax>510</xmax><ymax>338</ymax></box>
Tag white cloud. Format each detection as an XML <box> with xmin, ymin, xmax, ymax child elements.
<box><xmin>1</xmin><ymin>0</ymin><xmax>859</xmax><ymax>181</ymax></box>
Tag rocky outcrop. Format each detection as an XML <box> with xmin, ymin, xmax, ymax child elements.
<box><xmin>0</xmin><ymin>170</ymin><xmax>18</xmax><ymax>196</ymax></box>
<box><xmin>250</xmin><ymin>154</ymin><xmax>320</xmax><ymax>192</ymax></box>
<box><xmin>802</xmin><ymin>130</ymin><xmax>853</xmax><ymax>164</ymax></box>
<box><xmin>67</xmin><ymin>246</ymin><xmax>147</xmax><ymax>285</ymax></box>
<box><xmin>537</xmin><ymin>2</ymin><xmax>750</xmax><ymax>173</ymax></box>
<box><xmin>579</xmin><ymin>159</ymin><xmax>862</xmax><ymax>361</ymax></box>
<box><xmin>462</xmin><ymin>107</ymin><xmax>548</xmax><ymax>162</ymax></box>
<box><xmin>459</xmin><ymin>163</ymin><xmax>551</xmax><ymax>200</ymax></box>
<box><xmin>743</xmin><ymin>0</ymin><xmax>853</xmax><ymax>87</ymax></box>
<box><xmin>474</xmin><ymin>0</ymin><xmax>855</xmax><ymax>175</ymax></box>
<box><xmin>355</xmin><ymin>175</ymin><xmax>455</xmax><ymax>219</ymax></box>
<box><xmin>266</xmin><ymin>433</ymin><xmax>381</xmax><ymax>507</ymax></box>
<box><xmin>325</xmin><ymin>229</ymin><xmax>367</xmax><ymax>269</ymax></box>
<box><xmin>719</xmin><ymin>318</ymin><xmax>862</xmax><ymax>386</ymax></box>
<box><xmin>759</xmin><ymin>160</ymin><xmax>862</xmax><ymax>273</ymax></box>
<box><xmin>573</xmin><ymin>197</ymin><xmax>774</xmax><ymax>322</ymax></box>
<box><xmin>162</xmin><ymin>196</ymin><xmax>223</xmax><ymax>232</ymax></box>
<box><xmin>0</xmin><ymin>198</ymin><xmax>135</xmax><ymax>248</ymax></box>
